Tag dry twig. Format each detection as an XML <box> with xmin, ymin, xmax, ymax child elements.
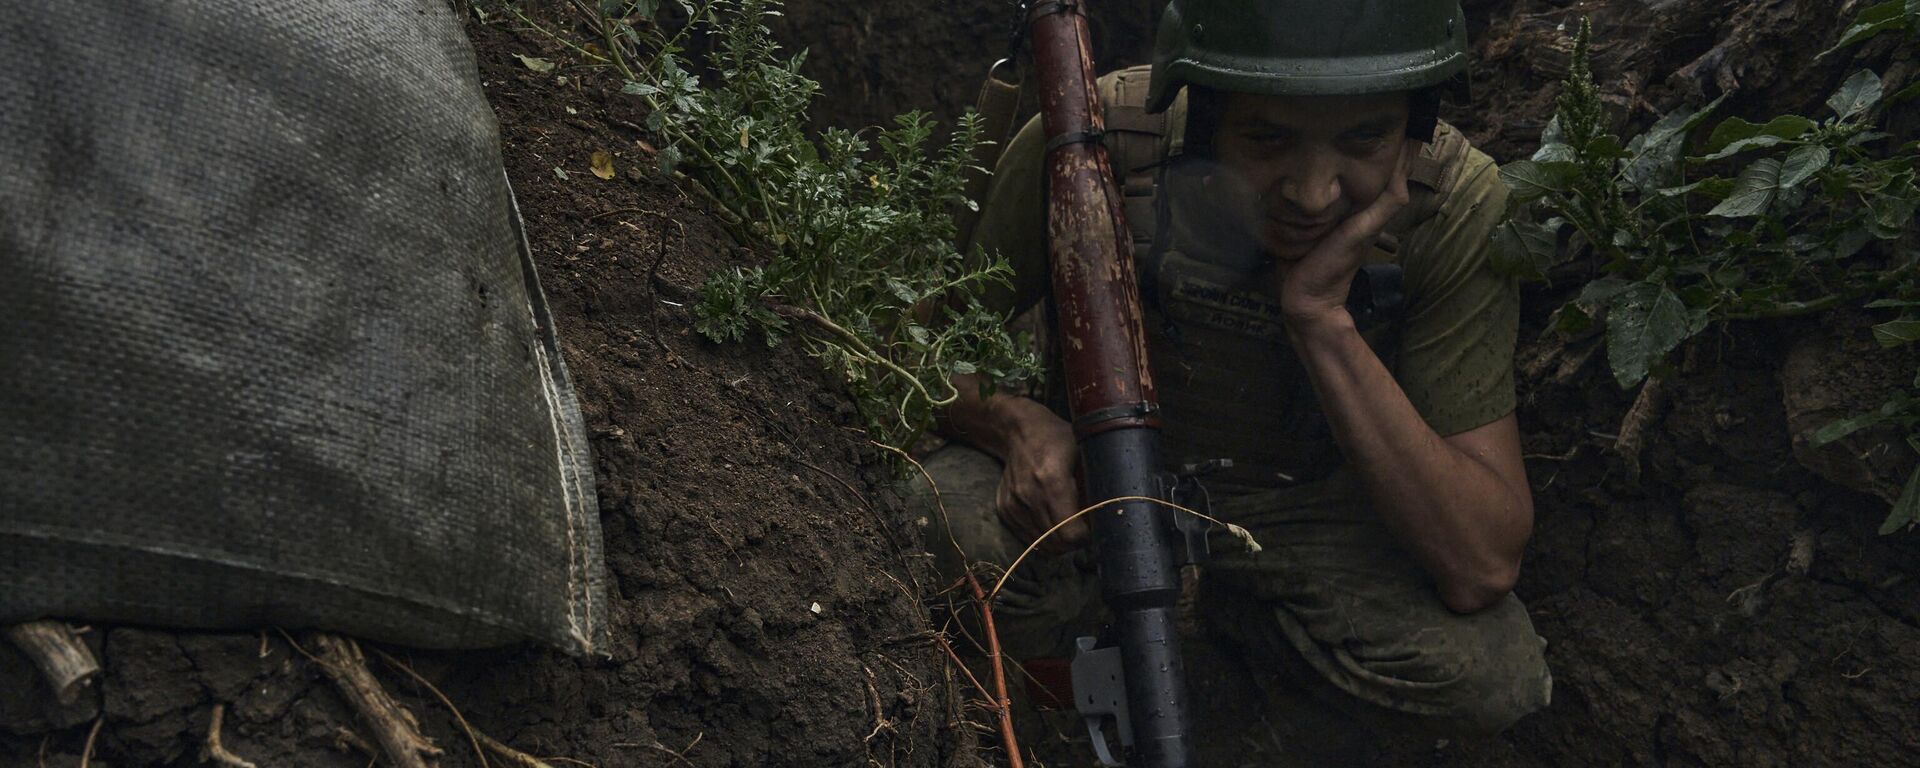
<box><xmin>302</xmin><ymin>633</ymin><xmax>443</xmax><ymax>768</ymax></box>
<box><xmin>5</xmin><ymin>621</ymin><xmax>100</xmax><ymax>706</ymax></box>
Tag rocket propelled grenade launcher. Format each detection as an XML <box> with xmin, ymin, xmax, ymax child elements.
<box><xmin>1025</xmin><ymin>1</ymin><xmax>1207</xmax><ymax>765</ymax></box>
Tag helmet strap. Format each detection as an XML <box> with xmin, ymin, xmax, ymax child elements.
<box><xmin>1407</xmin><ymin>87</ymin><xmax>1443</xmax><ymax>143</ymax></box>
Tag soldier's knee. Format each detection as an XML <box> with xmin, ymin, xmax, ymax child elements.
<box><xmin>1436</xmin><ymin>648</ymin><xmax>1551</xmax><ymax>736</ymax></box>
<box><xmin>1406</xmin><ymin>605</ymin><xmax>1552</xmax><ymax>737</ymax></box>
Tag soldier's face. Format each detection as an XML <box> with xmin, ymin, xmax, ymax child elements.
<box><xmin>1209</xmin><ymin>90</ymin><xmax>1412</xmax><ymax>260</ymax></box>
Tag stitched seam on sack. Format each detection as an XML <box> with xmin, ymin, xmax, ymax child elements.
<box><xmin>529</xmin><ymin>320</ymin><xmax>592</xmax><ymax>651</ymax></box>
<box><xmin>509</xmin><ymin>170</ymin><xmax>594</xmax><ymax>652</ymax></box>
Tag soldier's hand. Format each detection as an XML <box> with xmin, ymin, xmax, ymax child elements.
<box><xmin>1276</xmin><ymin>141</ymin><xmax>1415</xmax><ymax>328</ymax></box>
<box><xmin>993</xmin><ymin>401</ymin><xmax>1087</xmax><ymax>555</ymax></box>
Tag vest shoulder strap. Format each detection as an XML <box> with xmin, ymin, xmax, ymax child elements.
<box><xmin>1096</xmin><ymin>65</ymin><xmax>1166</xmax><ymax>250</ymax></box>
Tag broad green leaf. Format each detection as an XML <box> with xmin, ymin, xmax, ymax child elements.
<box><xmin>1809</xmin><ymin>400</ymin><xmax>1902</xmax><ymax>445</ymax></box>
<box><xmin>1696</xmin><ymin>177</ymin><xmax>1736</xmax><ymax>200</ymax></box>
<box><xmin>1873</xmin><ymin>319</ymin><xmax>1920</xmax><ymax>347</ymax></box>
<box><xmin>1531</xmin><ymin>143</ymin><xmax>1578</xmax><ymax>163</ymax></box>
<box><xmin>1894</xmin><ymin>80</ymin><xmax>1920</xmax><ymax>107</ymax></box>
<box><xmin>884</xmin><ymin>277</ymin><xmax>918</xmax><ymax>303</ymax></box>
<box><xmin>1606</xmin><ymin>281</ymin><xmax>1693</xmax><ymax>388</ymax></box>
<box><xmin>1552</xmin><ymin>303</ymin><xmax>1595</xmax><ymax>335</ymax></box>
<box><xmin>1819</xmin><ymin>1</ymin><xmax>1907</xmax><ymax>59</ymax></box>
<box><xmin>1708</xmin><ymin>158</ymin><xmax>1783</xmax><ymax>217</ymax></box>
<box><xmin>1657</xmin><ymin>177</ymin><xmax>1733</xmax><ymax>199</ymax></box>
<box><xmin>1585</xmin><ymin>135</ymin><xmax>1627</xmax><ymax>161</ymax></box>
<box><xmin>622</xmin><ymin>81</ymin><xmax>662</xmax><ymax>97</ymax></box>
<box><xmin>1540</xmin><ymin>115</ymin><xmax>1566</xmax><ymax>147</ymax></box>
<box><xmin>1880</xmin><ymin>466</ymin><xmax>1920</xmax><ymax>535</ymax></box>
<box><xmin>1695</xmin><ymin>135</ymin><xmax>1792</xmax><ymax>162</ymax></box>
<box><xmin>1779</xmin><ymin>145</ymin><xmax>1831</xmax><ymax>188</ymax></box>
<box><xmin>1498</xmin><ymin>160</ymin><xmax>1580</xmax><ymax>202</ymax></box>
<box><xmin>1491</xmin><ymin>218</ymin><xmax>1559</xmax><ymax>280</ymax></box>
<box><xmin>1701</xmin><ymin>115</ymin><xmax>1816</xmax><ymax>156</ymax></box>
<box><xmin>1625</xmin><ymin>95</ymin><xmax>1724</xmax><ymax>190</ymax></box>
<box><xmin>1870</xmin><ymin>195</ymin><xmax>1918</xmax><ymax>236</ymax></box>
<box><xmin>1833</xmin><ymin>225</ymin><xmax>1877</xmax><ymax>258</ymax></box>
<box><xmin>1632</xmin><ymin>94</ymin><xmax>1725</xmax><ymax>152</ymax></box>
<box><xmin>1828</xmin><ymin>69</ymin><xmax>1885</xmax><ymax>120</ymax></box>
<box><xmin>1576</xmin><ymin>276</ymin><xmax>1635</xmax><ymax>307</ymax></box>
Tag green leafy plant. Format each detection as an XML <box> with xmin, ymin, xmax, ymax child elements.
<box><xmin>583</xmin><ymin>0</ymin><xmax>1038</xmax><ymax>449</ymax></box>
<box><xmin>1496</xmin><ymin>16</ymin><xmax>1920</xmax><ymax>532</ymax></box>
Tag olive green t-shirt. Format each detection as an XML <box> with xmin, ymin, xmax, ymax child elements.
<box><xmin>969</xmin><ymin>79</ymin><xmax>1518</xmax><ymax>488</ymax></box>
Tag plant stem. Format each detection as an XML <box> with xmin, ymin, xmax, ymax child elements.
<box><xmin>772</xmin><ymin>303</ymin><xmax>959</xmax><ymax>409</ymax></box>
<box><xmin>503</xmin><ymin>5</ymin><xmax>613</xmax><ymax>67</ymax></box>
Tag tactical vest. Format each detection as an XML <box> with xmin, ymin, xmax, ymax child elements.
<box><xmin>1088</xmin><ymin>65</ymin><xmax>1470</xmax><ymax>490</ymax></box>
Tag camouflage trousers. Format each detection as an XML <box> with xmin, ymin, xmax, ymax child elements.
<box><xmin>910</xmin><ymin>444</ymin><xmax>1552</xmax><ymax>757</ymax></box>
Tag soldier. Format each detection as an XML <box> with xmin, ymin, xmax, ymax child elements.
<box><xmin>913</xmin><ymin>0</ymin><xmax>1553</xmax><ymax>761</ymax></box>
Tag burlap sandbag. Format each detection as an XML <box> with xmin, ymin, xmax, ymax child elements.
<box><xmin>0</xmin><ymin>0</ymin><xmax>607</xmax><ymax>653</ymax></box>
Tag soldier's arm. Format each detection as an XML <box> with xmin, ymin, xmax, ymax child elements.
<box><xmin>935</xmin><ymin>115</ymin><xmax>1088</xmax><ymax>552</ymax></box>
<box><xmin>1286</xmin><ymin>317</ymin><xmax>1532</xmax><ymax>613</ymax></box>
<box><xmin>1279</xmin><ymin>145</ymin><xmax>1531</xmax><ymax>614</ymax></box>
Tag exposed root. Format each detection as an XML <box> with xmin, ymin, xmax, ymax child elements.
<box><xmin>1727</xmin><ymin>572</ymin><xmax>1784</xmax><ymax>617</ymax></box>
<box><xmin>615</xmin><ymin>732</ymin><xmax>703</xmax><ymax>766</ymax></box>
<box><xmin>331</xmin><ymin>726</ymin><xmax>378</xmax><ymax>757</ymax></box>
<box><xmin>1787</xmin><ymin>529</ymin><xmax>1817</xmax><ymax>575</ymax></box>
<box><xmin>301</xmin><ymin>633</ymin><xmax>443</xmax><ymax>768</ymax></box>
<box><xmin>1614</xmin><ymin>374</ymin><xmax>1667</xmax><ymax>481</ymax></box>
<box><xmin>475</xmin><ymin>731</ymin><xmax>562</xmax><ymax>768</ymax></box>
<box><xmin>863</xmin><ymin>664</ymin><xmax>897</xmax><ymax>743</ymax></box>
<box><xmin>878</xmin><ymin>441</ymin><xmax>1025</xmax><ymax>768</ymax></box>
<box><xmin>374</xmin><ymin>647</ymin><xmax>593</xmax><ymax>768</ymax></box>
<box><xmin>202</xmin><ymin>704</ymin><xmax>260</xmax><ymax>768</ymax></box>
<box><xmin>5</xmin><ymin>620</ymin><xmax>101</xmax><ymax>706</ymax></box>
<box><xmin>78</xmin><ymin>716</ymin><xmax>102</xmax><ymax>768</ymax></box>
<box><xmin>369</xmin><ymin>648</ymin><xmax>490</xmax><ymax>768</ymax></box>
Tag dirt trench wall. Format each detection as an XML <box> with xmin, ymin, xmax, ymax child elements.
<box><xmin>773</xmin><ymin>0</ymin><xmax>1920</xmax><ymax>766</ymax></box>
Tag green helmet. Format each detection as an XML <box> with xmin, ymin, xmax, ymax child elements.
<box><xmin>1146</xmin><ymin>0</ymin><xmax>1470</xmax><ymax>114</ymax></box>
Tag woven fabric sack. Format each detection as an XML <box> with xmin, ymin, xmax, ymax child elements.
<box><xmin>0</xmin><ymin>0</ymin><xmax>607</xmax><ymax>653</ymax></box>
